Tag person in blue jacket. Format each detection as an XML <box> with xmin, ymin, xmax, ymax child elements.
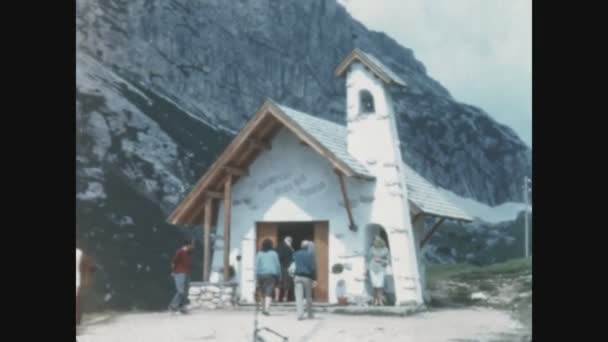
<box><xmin>255</xmin><ymin>238</ymin><xmax>281</xmax><ymax>315</ymax></box>
<box><xmin>293</xmin><ymin>240</ymin><xmax>317</xmax><ymax>320</ymax></box>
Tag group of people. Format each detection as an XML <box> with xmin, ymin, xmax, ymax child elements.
<box><xmin>163</xmin><ymin>236</ymin><xmax>317</xmax><ymax>319</ymax></box>
<box><xmin>80</xmin><ymin>234</ymin><xmax>391</xmax><ymax>326</ymax></box>
<box><xmin>254</xmin><ymin>233</ymin><xmax>391</xmax><ymax>317</ymax></box>
<box><xmin>255</xmin><ymin>236</ymin><xmax>317</xmax><ymax>320</ymax></box>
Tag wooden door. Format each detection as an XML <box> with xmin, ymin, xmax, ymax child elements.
<box><xmin>313</xmin><ymin>222</ymin><xmax>329</xmax><ymax>302</ymax></box>
<box><xmin>256</xmin><ymin>222</ymin><xmax>278</xmax><ymax>251</ymax></box>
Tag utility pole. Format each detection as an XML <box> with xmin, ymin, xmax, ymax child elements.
<box><xmin>523</xmin><ymin>176</ymin><xmax>531</xmax><ymax>258</ymax></box>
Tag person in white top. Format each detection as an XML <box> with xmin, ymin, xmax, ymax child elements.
<box><xmin>76</xmin><ymin>245</ymin><xmax>96</xmax><ymax>326</ymax></box>
<box><xmin>367</xmin><ymin>236</ymin><xmax>390</xmax><ymax>306</ymax></box>
<box><xmin>76</xmin><ymin>248</ymin><xmax>82</xmax><ymax>295</ymax></box>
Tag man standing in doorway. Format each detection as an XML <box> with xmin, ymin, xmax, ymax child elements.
<box><xmin>276</xmin><ymin>236</ymin><xmax>294</xmax><ymax>302</ymax></box>
<box><xmin>293</xmin><ymin>240</ymin><xmax>317</xmax><ymax>320</ymax></box>
<box><xmin>169</xmin><ymin>240</ymin><xmax>194</xmax><ymax>314</ymax></box>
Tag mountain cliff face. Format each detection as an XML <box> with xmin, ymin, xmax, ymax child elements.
<box><xmin>76</xmin><ymin>0</ymin><xmax>531</xmax><ymax>310</ymax></box>
<box><xmin>77</xmin><ymin>53</ymin><xmax>232</xmax><ymax>310</ymax></box>
<box><xmin>77</xmin><ymin>0</ymin><xmax>530</xmax><ymax>205</ymax></box>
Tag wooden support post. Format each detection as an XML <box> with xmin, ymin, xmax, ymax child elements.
<box><xmin>223</xmin><ymin>166</ymin><xmax>249</xmax><ymax>177</ymax></box>
<box><xmin>335</xmin><ymin>169</ymin><xmax>357</xmax><ymax>231</ymax></box>
<box><xmin>203</xmin><ymin>197</ymin><xmax>213</xmax><ymax>281</ymax></box>
<box><xmin>420</xmin><ymin>217</ymin><xmax>446</xmax><ymax>248</ymax></box>
<box><xmin>223</xmin><ymin>175</ymin><xmax>233</xmax><ymax>281</ymax></box>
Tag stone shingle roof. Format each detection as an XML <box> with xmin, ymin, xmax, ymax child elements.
<box><xmin>274</xmin><ymin>102</ymin><xmax>472</xmax><ymax>222</ymax></box>
<box><xmin>275</xmin><ymin>103</ymin><xmax>374</xmax><ymax>179</ymax></box>
<box><xmin>402</xmin><ymin>162</ymin><xmax>473</xmax><ymax>222</ymax></box>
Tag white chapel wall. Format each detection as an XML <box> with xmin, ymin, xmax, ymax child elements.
<box><xmin>210</xmin><ymin>128</ymin><xmax>374</xmax><ymax>303</ymax></box>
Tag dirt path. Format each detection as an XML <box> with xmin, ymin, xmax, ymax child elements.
<box><xmin>78</xmin><ymin>307</ymin><xmax>528</xmax><ymax>342</ymax></box>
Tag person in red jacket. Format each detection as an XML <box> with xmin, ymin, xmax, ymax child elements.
<box><xmin>169</xmin><ymin>240</ymin><xmax>194</xmax><ymax>314</ymax></box>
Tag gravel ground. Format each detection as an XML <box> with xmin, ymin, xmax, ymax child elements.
<box><xmin>77</xmin><ymin>306</ymin><xmax>528</xmax><ymax>342</ymax></box>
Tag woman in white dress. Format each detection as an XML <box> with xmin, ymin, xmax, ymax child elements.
<box><xmin>368</xmin><ymin>236</ymin><xmax>390</xmax><ymax>306</ymax></box>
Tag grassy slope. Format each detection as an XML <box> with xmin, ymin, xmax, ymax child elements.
<box><xmin>427</xmin><ymin>258</ymin><xmax>532</xmax><ymax>335</ymax></box>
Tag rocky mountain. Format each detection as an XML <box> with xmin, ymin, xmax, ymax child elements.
<box><xmin>77</xmin><ymin>53</ymin><xmax>232</xmax><ymax>310</ymax></box>
<box><xmin>76</xmin><ymin>0</ymin><xmax>531</xmax><ymax>310</ymax></box>
<box><xmin>77</xmin><ymin>0</ymin><xmax>530</xmax><ymax>205</ymax></box>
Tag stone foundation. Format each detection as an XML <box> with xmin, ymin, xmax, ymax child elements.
<box><xmin>329</xmin><ymin>304</ymin><xmax>426</xmax><ymax>316</ymax></box>
<box><xmin>187</xmin><ymin>282</ymin><xmax>238</xmax><ymax>310</ymax></box>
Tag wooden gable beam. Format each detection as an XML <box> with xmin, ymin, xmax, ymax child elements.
<box><xmin>217</xmin><ymin>130</ymin><xmax>281</xmax><ymax>198</ymax></box>
<box><xmin>248</xmin><ymin>139</ymin><xmax>271</xmax><ymax>151</ymax></box>
<box><xmin>213</xmin><ymin>120</ymin><xmax>279</xmax><ymax>194</ymax></box>
<box><xmin>204</xmin><ymin>191</ymin><xmax>224</xmax><ymax>199</ymax></box>
<box><xmin>168</xmin><ymin>103</ymin><xmax>273</xmax><ymax>225</ymax></box>
<box><xmin>256</xmin><ymin>114</ymin><xmax>279</xmax><ymax>138</ymax></box>
<box><xmin>335</xmin><ymin>49</ymin><xmax>393</xmax><ymax>84</ymax></box>
<box><xmin>335</xmin><ymin>169</ymin><xmax>357</xmax><ymax>231</ymax></box>
<box><xmin>420</xmin><ymin>217</ymin><xmax>446</xmax><ymax>248</ymax></box>
<box><xmin>223</xmin><ymin>166</ymin><xmax>249</xmax><ymax>177</ymax></box>
<box><xmin>213</xmin><ymin>120</ymin><xmax>282</xmax><ymax>197</ymax></box>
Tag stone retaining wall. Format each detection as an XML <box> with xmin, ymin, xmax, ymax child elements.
<box><xmin>188</xmin><ymin>282</ymin><xmax>238</xmax><ymax>310</ymax></box>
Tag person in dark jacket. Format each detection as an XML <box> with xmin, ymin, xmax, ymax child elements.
<box><xmin>275</xmin><ymin>236</ymin><xmax>294</xmax><ymax>302</ymax></box>
<box><xmin>256</xmin><ymin>238</ymin><xmax>281</xmax><ymax>315</ymax></box>
<box><xmin>169</xmin><ymin>240</ymin><xmax>194</xmax><ymax>314</ymax></box>
<box><xmin>293</xmin><ymin>240</ymin><xmax>317</xmax><ymax>320</ymax></box>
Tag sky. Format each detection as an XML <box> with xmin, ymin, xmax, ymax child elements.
<box><xmin>338</xmin><ymin>0</ymin><xmax>532</xmax><ymax>147</ymax></box>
